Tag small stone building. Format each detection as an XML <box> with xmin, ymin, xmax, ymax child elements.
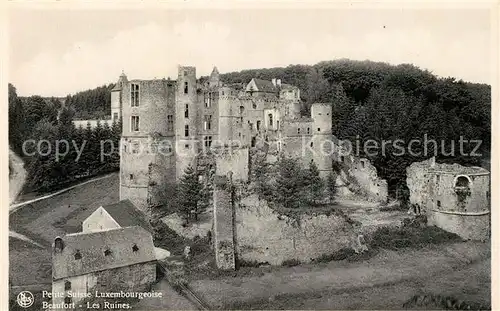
<box><xmin>406</xmin><ymin>157</ymin><xmax>490</xmax><ymax>240</ymax></box>
<box><xmin>82</xmin><ymin>199</ymin><xmax>171</xmax><ymax>260</ymax></box>
<box><xmin>52</xmin><ymin>226</ymin><xmax>157</xmax><ymax>307</ymax></box>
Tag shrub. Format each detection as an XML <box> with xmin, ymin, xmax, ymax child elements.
<box><xmin>281</xmin><ymin>259</ymin><xmax>301</xmax><ymax>267</ymax></box>
<box><xmin>238</xmin><ymin>259</ymin><xmax>263</xmax><ymax>268</ymax></box>
<box><xmin>370</xmin><ymin>225</ymin><xmax>462</xmax><ymax>250</ymax></box>
<box><xmin>312</xmin><ymin>248</ymin><xmax>356</xmax><ymax>263</ymax></box>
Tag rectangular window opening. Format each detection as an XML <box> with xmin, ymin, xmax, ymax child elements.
<box><xmin>131</xmin><ymin>84</ymin><xmax>140</xmax><ymax>107</ymax></box>
<box><xmin>131</xmin><ymin>116</ymin><xmax>140</xmax><ymax>132</ymax></box>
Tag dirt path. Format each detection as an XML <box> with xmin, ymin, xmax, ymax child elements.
<box><xmin>190</xmin><ymin>242</ymin><xmax>490</xmax><ymax>309</ymax></box>
<box><xmin>8</xmin><ymin>150</ymin><xmax>116</xmax><ymax>250</ymax></box>
<box><xmin>8</xmin><ymin>149</ymin><xmax>27</xmax><ymax>206</ymax></box>
<box><xmin>9</xmin><ymin>173</ymin><xmax>115</xmax><ymax>213</ymax></box>
<box><xmin>133</xmin><ymin>279</ymin><xmax>198</xmax><ymax>311</ymax></box>
<box><xmin>9</xmin><ymin>232</ymin><xmax>44</xmax><ymax>248</ymax></box>
<box><xmin>238</xmin><ymin>258</ymin><xmax>490</xmax><ymax>310</ymax></box>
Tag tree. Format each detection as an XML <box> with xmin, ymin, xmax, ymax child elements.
<box><xmin>252</xmin><ymin>153</ymin><xmax>273</xmax><ymax>200</ymax></box>
<box><xmin>275</xmin><ymin>155</ymin><xmax>305</xmax><ymax>208</ymax></box>
<box><xmin>306</xmin><ymin>161</ymin><xmax>324</xmax><ymax>204</ymax></box>
<box><xmin>178</xmin><ymin>165</ymin><xmax>203</xmax><ymax>223</ymax></box>
<box><xmin>326</xmin><ymin>171</ymin><xmax>337</xmax><ymax>203</ymax></box>
<box><xmin>303</xmin><ymin>67</ymin><xmax>330</xmax><ymax>114</ymax></box>
<box><xmin>8</xmin><ymin>83</ymin><xmax>26</xmax><ymax>155</ymax></box>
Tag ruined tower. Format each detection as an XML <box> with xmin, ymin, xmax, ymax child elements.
<box><xmin>213</xmin><ymin>175</ymin><xmax>236</xmax><ymax>270</ymax></box>
<box><xmin>175</xmin><ymin>66</ymin><xmax>199</xmax><ymax>178</ymax></box>
<box><xmin>311</xmin><ymin>103</ymin><xmax>333</xmax><ymax>178</ymax></box>
<box><xmin>110</xmin><ymin>72</ymin><xmax>128</xmax><ymax>122</ymax></box>
<box><xmin>209</xmin><ymin>66</ymin><xmax>221</xmax><ymax>88</ymax></box>
<box><xmin>120</xmin><ymin>77</ymin><xmax>176</xmax><ymax>213</ymax></box>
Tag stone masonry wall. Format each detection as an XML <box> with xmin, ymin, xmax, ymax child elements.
<box><xmin>52</xmin><ymin>262</ymin><xmax>156</xmax><ymax>306</ymax></box>
<box><xmin>334</xmin><ymin>150</ymin><xmax>388</xmax><ymax>203</ymax></box>
<box><xmin>213</xmin><ymin>176</ymin><xmax>236</xmax><ymax>270</ymax></box>
<box><xmin>235</xmin><ymin>195</ymin><xmax>355</xmax><ymax>265</ymax></box>
<box><xmin>406</xmin><ymin>157</ymin><xmax>490</xmax><ymax>240</ymax></box>
<box><xmin>212</xmin><ymin>144</ymin><xmax>249</xmax><ymax>182</ymax></box>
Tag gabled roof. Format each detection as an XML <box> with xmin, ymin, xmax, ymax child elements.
<box><xmin>52</xmin><ymin>226</ymin><xmax>156</xmax><ymax>280</ymax></box>
<box><xmin>101</xmin><ymin>199</ymin><xmax>154</xmax><ymax>233</ymax></box>
<box><xmin>252</xmin><ymin>78</ymin><xmax>277</xmax><ymax>93</ymax></box>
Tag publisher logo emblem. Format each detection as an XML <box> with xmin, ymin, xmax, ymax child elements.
<box><xmin>17</xmin><ymin>291</ymin><xmax>34</xmax><ymax>308</ymax></box>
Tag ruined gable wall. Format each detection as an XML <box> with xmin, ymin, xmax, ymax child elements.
<box><xmin>333</xmin><ymin>145</ymin><xmax>388</xmax><ymax>203</ymax></box>
<box><xmin>349</xmin><ymin>157</ymin><xmax>388</xmax><ymax>202</ymax></box>
<box><xmin>406</xmin><ymin>157</ymin><xmax>433</xmax><ymax>209</ymax></box>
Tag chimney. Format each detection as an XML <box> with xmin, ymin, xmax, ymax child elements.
<box><xmin>277</xmin><ymin>79</ymin><xmax>282</xmax><ymax>87</ymax></box>
<box><xmin>272</xmin><ymin>78</ymin><xmax>277</xmax><ymax>87</ymax></box>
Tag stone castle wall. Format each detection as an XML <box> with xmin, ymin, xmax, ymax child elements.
<box><xmin>406</xmin><ymin>157</ymin><xmax>490</xmax><ymax>240</ymax></box>
<box><xmin>234</xmin><ymin>195</ymin><xmax>355</xmax><ymax>265</ymax></box>
<box><xmin>214</xmin><ymin>146</ymin><xmax>249</xmax><ymax>182</ymax></box>
<box><xmin>52</xmin><ymin>262</ymin><xmax>156</xmax><ymax>306</ymax></box>
<box><xmin>213</xmin><ymin>176</ymin><xmax>236</xmax><ymax>270</ymax></box>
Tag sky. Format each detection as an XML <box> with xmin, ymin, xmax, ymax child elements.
<box><xmin>8</xmin><ymin>7</ymin><xmax>493</xmax><ymax>97</ymax></box>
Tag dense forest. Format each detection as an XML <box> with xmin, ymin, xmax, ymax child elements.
<box><xmin>219</xmin><ymin>59</ymin><xmax>491</xmax><ymax>197</ymax></box>
<box><xmin>9</xmin><ymin>59</ymin><xmax>490</xmax><ymax>198</ymax></box>
<box><xmin>64</xmin><ymin>84</ymin><xmax>114</xmax><ymax>120</ymax></box>
<box><xmin>9</xmin><ymin>84</ymin><xmax>121</xmax><ymax>193</ymax></box>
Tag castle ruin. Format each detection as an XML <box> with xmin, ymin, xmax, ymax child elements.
<box><xmin>115</xmin><ymin>66</ymin><xmax>336</xmax><ymax>212</ymax></box>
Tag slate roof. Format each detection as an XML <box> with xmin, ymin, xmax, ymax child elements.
<box><xmin>252</xmin><ymin>78</ymin><xmax>277</xmax><ymax>93</ymax></box>
<box><xmin>52</xmin><ymin>226</ymin><xmax>156</xmax><ymax>280</ymax></box>
<box><xmin>101</xmin><ymin>199</ymin><xmax>154</xmax><ymax>233</ymax></box>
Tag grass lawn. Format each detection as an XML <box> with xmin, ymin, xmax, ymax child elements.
<box><xmin>9</xmin><ymin>237</ymin><xmax>51</xmax><ymax>286</ymax></box>
<box><xmin>9</xmin><ymin>173</ymin><xmax>119</xmax><ymax>286</ymax></box>
<box><xmin>189</xmin><ymin>242</ymin><xmax>490</xmax><ymax>310</ymax></box>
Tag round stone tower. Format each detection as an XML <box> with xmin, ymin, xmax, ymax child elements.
<box><xmin>311</xmin><ymin>103</ymin><xmax>333</xmax><ymax>178</ymax></box>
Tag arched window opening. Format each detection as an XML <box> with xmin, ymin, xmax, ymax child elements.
<box><xmin>455</xmin><ymin>176</ymin><xmax>470</xmax><ymax>188</ymax></box>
